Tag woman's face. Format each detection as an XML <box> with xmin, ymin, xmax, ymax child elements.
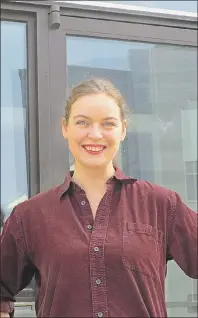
<box><xmin>62</xmin><ymin>93</ymin><xmax>126</xmax><ymax>168</ymax></box>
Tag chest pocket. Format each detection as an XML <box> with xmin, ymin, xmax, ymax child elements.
<box><xmin>122</xmin><ymin>222</ymin><xmax>163</xmax><ymax>280</ymax></box>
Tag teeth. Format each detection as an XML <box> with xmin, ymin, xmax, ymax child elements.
<box><xmin>84</xmin><ymin>146</ymin><xmax>104</xmax><ymax>152</ymax></box>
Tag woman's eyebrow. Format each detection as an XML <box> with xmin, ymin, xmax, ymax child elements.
<box><xmin>73</xmin><ymin>115</ymin><xmax>90</xmax><ymax>119</ymax></box>
<box><xmin>103</xmin><ymin>117</ymin><xmax>119</xmax><ymax>121</ymax></box>
<box><xmin>73</xmin><ymin>115</ymin><xmax>119</xmax><ymax>121</ymax></box>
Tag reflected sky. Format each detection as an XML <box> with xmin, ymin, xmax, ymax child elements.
<box><xmin>101</xmin><ymin>1</ymin><xmax>197</xmax><ymax>13</ymax></box>
<box><xmin>1</xmin><ymin>21</ymin><xmax>28</xmax><ymax>214</ymax></box>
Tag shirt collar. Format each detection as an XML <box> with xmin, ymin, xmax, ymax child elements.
<box><xmin>58</xmin><ymin>167</ymin><xmax>135</xmax><ymax>199</ymax></box>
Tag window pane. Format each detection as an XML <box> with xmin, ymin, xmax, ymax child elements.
<box><xmin>66</xmin><ymin>36</ymin><xmax>197</xmax><ymax>317</ymax></box>
<box><xmin>1</xmin><ymin>21</ymin><xmax>28</xmax><ymax>220</ymax></box>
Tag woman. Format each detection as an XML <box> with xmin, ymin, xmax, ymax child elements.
<box><xmin>0</xmin><ymin>78</ymin><xmax>197</xmax><ymax>318</ymax></box>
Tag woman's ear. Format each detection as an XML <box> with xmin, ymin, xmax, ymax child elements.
<box><xmin>121</xmin><ymin>120</ymin><xmax>127</xmax><ymax>141</ymax></box>
<box><xmin>61</xmin><ymin>117</ymin><xmax>68</xmax><ymax>140</ymax></box>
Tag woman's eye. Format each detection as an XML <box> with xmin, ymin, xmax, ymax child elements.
<box><xmin>103</xmin><ymin>122</ymin><xmax>115</xmax><ymax>127</ymax></box>
<box><xmin>76</xmin><ymin>120</ymin><xmax>89</xmax><ymax>125</ymax></box>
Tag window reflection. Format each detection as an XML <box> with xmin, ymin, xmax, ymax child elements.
<box><xmin>110</xmin><ymin>1</ymin><xmax>197</xmax><ymax>13</ymax></box>
<box><xmin>1</xmin><ymin>21</ymin><xmax>28</xmax><ymax>219</ymax></box>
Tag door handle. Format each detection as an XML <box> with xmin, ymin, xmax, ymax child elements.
<box><xmin>14</xmin><ymin>302</ymin><xmax>34</xmax><ymax>310</ymax></box>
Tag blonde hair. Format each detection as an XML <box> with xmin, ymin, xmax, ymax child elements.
<box><xmin>65</xmin><ymin>77</ymin><xmax>129</xmax><ymax>123</ymax></box>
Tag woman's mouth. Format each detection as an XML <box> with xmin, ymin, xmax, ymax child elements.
<box><xmin>82</xmin><ymin>145</ymin><xmax>106</xmax><ymax>155</ymax></box>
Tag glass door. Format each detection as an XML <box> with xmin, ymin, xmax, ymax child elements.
<box><xmin>1</xmin><ymin>10</ymin><xmax>38</xmax><ymax>316</ymax></box>
<box><xmin>48</xmin><ymin>13</ymin><xmax>197</xmax><ymax>317</ymax></box>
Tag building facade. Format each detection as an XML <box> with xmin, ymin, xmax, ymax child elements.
<box><xmin>1</xmin><ymin>1</ymin><xmax>197</xmax><ymax>317</ymax></box>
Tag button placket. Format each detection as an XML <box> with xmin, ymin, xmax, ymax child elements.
<box><xmin>89</xmin><ymin>190</ymin><xmax>113</xmax><ymax>318</ymax></box>
<box><xmin>77</xmin><ymin>192</ymin><xmax>94</xmax><ymax>218</ymax></box>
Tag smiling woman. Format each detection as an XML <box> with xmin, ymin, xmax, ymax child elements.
<box><xmin>63</xmin><ymin>78</ymin><xmax>128</xmax><ymax>171</ymax></box>
<box><xmin>0</xmin><ymin>77</ymin><xmax>197</xmax><ymax>318</ymax></box>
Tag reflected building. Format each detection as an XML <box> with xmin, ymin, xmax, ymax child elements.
<box><xmin>127</xmin><ymin>45</ymin><xmax>197</xmax><ymax>209</ymax></box>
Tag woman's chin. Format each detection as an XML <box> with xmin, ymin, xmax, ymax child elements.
<box><xmin>80</xmin><ymin>158</ymin><xmax>109</xmax><ymax>168</ymax></box>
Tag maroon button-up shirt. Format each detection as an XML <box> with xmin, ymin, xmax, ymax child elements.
<box><xmin>0</xmin><ymin>168</ymin><xmax>197</xmax><ymax>317</ymax></box>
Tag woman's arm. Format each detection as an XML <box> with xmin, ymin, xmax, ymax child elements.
<box><xmin>167</xmin><ymin>191</ymin><xmax>197</xmax><ymax>278</ymax></box>
<box><xmin>0</xmin><ymin>206</ymin><xmax>35</xmax><ymax>315</ymax></box>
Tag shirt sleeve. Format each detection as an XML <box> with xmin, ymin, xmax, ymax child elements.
<box><xmin>0</xmin><ymin>206</ymin><xmax>35</xmax><ymax>313</ymax></box>
<box><xmin>167</xmin><ymin>191</ymin><xmax>198</xmax><ymax>278</ymax></box>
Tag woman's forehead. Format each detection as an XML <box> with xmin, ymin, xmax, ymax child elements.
<box><xmin>70</xmin><ymin>94</ymin><xmax>121</xmax><ymax>118</ymax></box>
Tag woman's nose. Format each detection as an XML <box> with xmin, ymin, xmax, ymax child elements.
<box><xmin>88</xmin><ymin>125</ymin><xmax>103</xmax><ymax>139</ymax></box>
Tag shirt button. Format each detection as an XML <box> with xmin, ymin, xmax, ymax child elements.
<box><xmin>97</xmin><ymin>312</ymin><xmax>103</xmax><ymax>317</ymax></box>
<box><xmin>94</xmin><ymin>247</ymin><xmax>99</xmax><ymax>252</ymax></box>
<box><xmin>96</xmin><ymin>279</ymin><xmax>101</xmax><ymax>285</ymax></box>
<box><xmin>87</xmin><ymin>225</ymin><xmax>93</xmax><ymax>230</ymax></box>
<box><xmin>81</xmin><ymin>200</ymin><xmax>86</xmax><ymax>206</ymax></box>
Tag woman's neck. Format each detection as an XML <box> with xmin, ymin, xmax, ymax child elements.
<box><xmin>72</xmin><ymin>162</ymin><xmax>115</xmax><ymax>191</ymax></box>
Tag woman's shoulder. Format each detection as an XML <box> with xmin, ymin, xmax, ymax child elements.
<box><xmin>10</xmin><ymin>182</ymin><xmax>64</xmax><ymax>219</ymax></box>
<box><xmin>116</xmin><ymin>167</ymin><xmax>176</xmax><ymax>204</ymax></box>
<box><xmin>125</xmin><ymin>177</ymin><xmax>177</xmax><ymax>204</ymax></box>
